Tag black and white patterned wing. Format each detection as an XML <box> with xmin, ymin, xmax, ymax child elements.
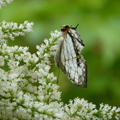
<box><xmin>55</xmin><ymin>25</ymin><xmax>87</xmax><ymax>87</ymax></box>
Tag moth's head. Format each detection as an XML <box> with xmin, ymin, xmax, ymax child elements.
<box><xmin>61</xmin><ymin>25</ymin><xmax>71</xmax><ymax>32</ymax></box>
<box><xmin>61</xmin><ymin>24</ymin><xmax>79</xmax><ymax>32</ymax></box>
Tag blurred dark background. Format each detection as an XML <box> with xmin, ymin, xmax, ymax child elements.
<box><xmin>0</xmin><ymin>0</ymin><xmax>120</xmax><ymax>107</ymax></box>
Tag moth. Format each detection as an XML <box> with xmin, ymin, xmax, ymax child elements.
<box><xmin>55</xmin><ymin>24</ymin><xmax>87</xmax><ymax>88</ymax></box>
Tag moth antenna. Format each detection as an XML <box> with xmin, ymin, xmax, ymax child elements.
<box><xmin>72</xmin><ymin>24</ymin><xmax>79</xmax><ymax>30</ymax></box>
<box><xmin>75</xmin><ymin>24</ymin><xmax>79</xmax><ymax>29</ymax></box>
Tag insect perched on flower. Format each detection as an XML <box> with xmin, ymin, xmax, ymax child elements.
<box><xmin>55</xmin><ymin>24</ymin><xmax>87</xmax><ymax>87</ymax></box>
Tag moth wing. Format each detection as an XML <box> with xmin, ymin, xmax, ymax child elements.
<box><xmin>55</xmin><ymin>33</ymin><xmax>87</xmax><ymax>87</ymax></box>
<box><xmin>70</xmin><ymin>29</ymin><xmax>85</xmax><ymax>51</ymax></box>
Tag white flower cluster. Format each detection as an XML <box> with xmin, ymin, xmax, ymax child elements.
<box><xmin>0</xmin><ymin>0</ymin><xmax>13</xmax><ymax>9</ymax></box>
<box><xmin>0</xmin><ymin>28</ymin><xmax>63</xmax><ymax>119</ymax></box>
<box><xmin>0</xmin><ymin>27</ymin><xmax>120</xmax><ymax>119</ymax></box>
<box><xmin>0</xmin><ymin>21</ymin><xmax>34</xmax><ymax>42</ymax></box>
<box><xmin>65</xmin><ymin>98</ymin><xmax>120</xmax><ymax>120</ymax></box>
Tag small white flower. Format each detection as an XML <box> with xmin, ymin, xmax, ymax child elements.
<box><xmin>116</xmin><ymin>107</ymin><xmax>120</xmax><ymax>112</ymax></box>
<box><xmin>0</xmin><ymin>56</ymin><xmax>5</xmax><ymax>66</ymax></box>
<box><xmin>44</xmin><ymin>39</ymin><xmax>49</xmax><ymax>45</ymax></box>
